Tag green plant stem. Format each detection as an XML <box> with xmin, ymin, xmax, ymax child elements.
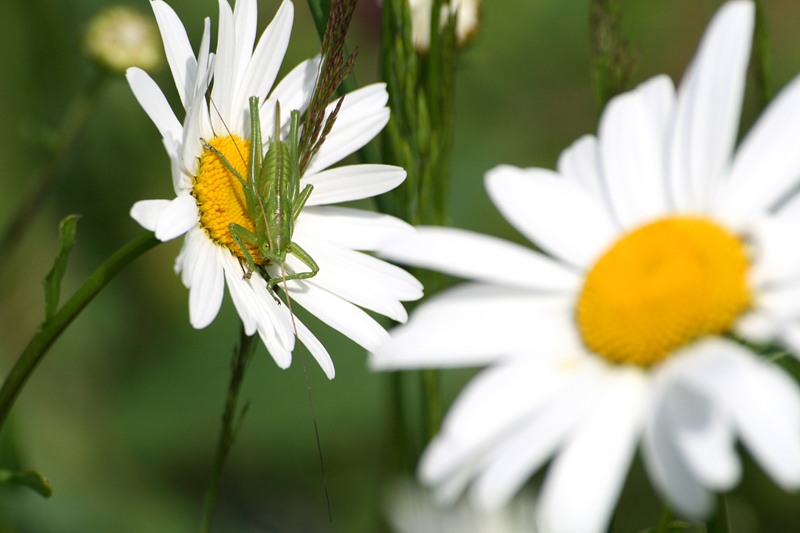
<box><xmin>654</xmin><ymin>505</ymin><xmax>673</xmax><ymax>533</ymax></box>
<box><xmin>200</xmin><ymin>324</ymin><xmax>257</xmax><ymax>533</ymax></box>
<box><xmin>707</xmin><ymin>495</ymin><xmax>730</xmax><ymax>533</ymax></box>
<box><xmin>590</xmin><ymin>0</ymin><xmax>636</xmax><ymax>113</ymax></box>
<box><xmin>753</xmin><ymin>0</ymin><xmax>774</xmax><ymax>108</ymax></box>
<box><xmin>0</xmin><ymin>231</ymin><xmax>159</xmax><ymax>434</ymax></box>
<box><xmin>0</xmin><ymin>71</ymin><xmax>108</xmax><ymax>260</ymax></box>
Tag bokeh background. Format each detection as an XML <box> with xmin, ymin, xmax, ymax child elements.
<box><xmin>2</xmin><ymin>0</ymin><xmax>800</xmax><ymax>531</ymax></box>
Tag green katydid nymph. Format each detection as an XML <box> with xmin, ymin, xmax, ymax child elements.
<box><xmin>203</xmin><ymin>97</ymin><xmax>319</xmax><ymax>295</ymax></box>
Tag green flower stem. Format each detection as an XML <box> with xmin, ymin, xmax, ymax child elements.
<box><xmin>200</xmin><ymin>324</ymin><xmax>257</xmax><ymax>533</ymax></box>
<box><xmin>753</xmin><ymin>0</ymin><xmax>775</xmax><ymax>108</ymax></box>
<box><xmin>0</xmin><ymin>231</ymin><xmax>159</xmax><ymax>434</ymax></box>
<box><xmin>419</xmin><ymin>369</ymin><xmax>442</xmax><ymax>442</ymax></box>
<box><xmin>590</xmin><ymin>0</ymin><xmax>637</xmax><ymax>113</ymax></box>
<box><xmin>707</xmin><ymin>495</ymin><xmax>730</xmax><ymax>533</ymax></box>
<box><xmin>0</xmin><ymin>71</ymin><xmax>109</xmax><ymax>260</ymax></box>
<box><xmin>653</xmin><ymin>505</ymin><xmax>673</xmax><ymax>533</ymax></box>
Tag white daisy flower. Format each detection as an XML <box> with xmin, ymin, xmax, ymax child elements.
<box><xmin>386</xmin><ymin>478</ymin><xmax>538</xmax><ymax>533</ymax></box>
<box><xmin>126</xmin><ymin>0</ymin><xmax>421</xmax><ymax>378</ymax></box>
<box><xmin>371</xmin><ymin>1</ymin><xmax>800</xmax><ymax>531</ymax></box>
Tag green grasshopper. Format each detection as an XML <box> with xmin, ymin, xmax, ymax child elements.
<box><xmin>204</xmin><ymin>96</ymin><xmax>319</xmax><ymax>294</ymax></box>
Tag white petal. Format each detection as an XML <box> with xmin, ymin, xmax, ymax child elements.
<box><xmin>209</xmin><ymin>0</ymin><xmax>236</xmax><ymax>131</ymax></box>
<box><xmin>155</xmin><ymin>194</ymin><xmax>198</xmax><ymax>241</ymax></box>
<box><xmin>231</xmin><ymin>0</ymin><xmax>257</xmax><ymax>84</ymax></box>
<box><xmin>151</xmin><ymin>0</ymin><xmax>197</xmax><ymax>109</ymax></box>
<box><xmin>296</xmin><ymin>238</ymin><xmax>421</xmax><ymax>321</ymax></box>
<box><xmin>181</xmin><ymin>78</ymin><xmax>209</xmax><ymax>174</ymax></box>
<box><xmin>284</xmin><ymin>279</ymin><xmax>389</xmax><ymax>351</ymax></box>
<box><xmin>734</xmin><ymin>309</ymin><xmax>779</xmax><ymax>345</ymax></box>
<box><xmin>370</xmin><ymin>283</ymin><xmax>579</xmax><ymax>369</ymax></box>
<box><xmin>304</xmin><ymin>165</ymin><xmax>406</xmax><ymax>206</ymax></box>
<box><xmin>748</xmin><ymin>216</ymin><xmax>800</xmax><ymax>285</ymax></box>
<box><xmin>659</xmin><ymin>377</ymin><xmax>739</xmax><ymax>490</ymax></box>
<box><xmin>176</xmin><ymin>227</ymin><xmax>204</xmax><ymax>285</ymax></box>
<box><xmin>126</xmin><ymin>68</ymin><xmax>182</xmax><ymax>143</ymax></box>
<box><xmin>378</xmin><ymin>226</ymin><xmax>581</xmax><ymax>292</ymax></box>
<box><xmin>130</xmin><ymin>199</ymin><xmax>171</xmax><ymax>232</ymax></box>
<box><xmin>668</xmin><ymin>0</ymin><xmax>753</xmax><ymax>212</ymax></box>
<box><xmin>420</xmin><ymin>361</ymin><xmax>587</xmax><ymax>491</ymax></box>
<box><xmin>722</xmin><ymin>74</ymin><xmax>800</xmax><ymax>219</ymax></box>
<box><xmin>305</xmin><ymin>84</ymin><xmax>390</xmax><ymax>175</ymax></box>
<box><xmin>643</xmin><ymin>390</ymin><xmax>714</xmax><ymax>519</ymax></box>
<box><xmin>557</xmin><ymin>134</ymin><xmax>605</xmax><ymax>204</ymax></box>
<box><xmin>188</xmin><ymin>241</ymin><xmax>225</xmax><ymax>328</ymax></box>
<box><xmin>680</xmin><ymin>340</ymin><xmax>800</xmax><ymax>489</ymax></box>
<box><xmin>537</xmin><ymin>369</ymin><xmax>647</xmax><ymax>533</ymax></box>
<box><xmin>261</xmin><ymin>57</ymin><xmax>320</xmax><ymax>134</ymax></box>
<box><xmin>232</xmin><ymin>0</ymin><xmax>293</xmax><ymax>129</ymax></box>
<box><xmin>470</xmin><ymin>373</ymin><xmax>597</xmax><ymax>509</ymax></box>
<box><xmin>599</xmin><ymin>75</ymin><xmax>675</xmax><ymax>228</ymax></box>
<box><xmin>757</xmin><ymin>283</ymin><xmax>800</xmax><ymax>321</ymax></box>
<box><xmin>486</xmin><ymin>166</ymin><xmax>617</xmax><ymax>268</ymax></box>
<box><xmin>294</xmin><ymin>318</ymin><xmax>335</xmax><ymax>379</ymax></box>
<box><xmin>298</xmin><ymin>237</ymin><xmax>422</xmax><ymax>301</ymax></box>
<box><xmin>295</xmin><ymin>207</ymin><xmax>415</xmax><ymax>251</ymax></box>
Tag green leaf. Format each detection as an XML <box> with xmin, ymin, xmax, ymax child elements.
<box><xmin>0</xmin><ymin>467</ymin><xmax>52</xmax><ymax>498</ymax></box>
<box><xmin>43</xmin><ymin>214</ymin><xmax>80</xmax><ymax>321</ymax></box>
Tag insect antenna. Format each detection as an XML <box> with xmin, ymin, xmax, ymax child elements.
<box><xmin>280</xmin><ymin>265</ymin><xmax>333</xmax><ymax>522</ymax></box>
<box><xmin>208</xmin><ymin>96</ymin><xmax>250</xmax><ymax>169</ymax></box>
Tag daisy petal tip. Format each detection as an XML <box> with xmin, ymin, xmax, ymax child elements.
<box><xmin>130</xmin><ymin>199</ymin><xmax>168</xmax><ymax>232</ymax></box>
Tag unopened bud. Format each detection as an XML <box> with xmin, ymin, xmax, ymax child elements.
<box><xmin>84</xmin><ymin>6</ymin><xmax>162</xmax><ymax>73</ymax></box>
<box><xmin>409</xmin><ymin>0</ymin><xmax>480</xmax><ymax>52</ymax></box>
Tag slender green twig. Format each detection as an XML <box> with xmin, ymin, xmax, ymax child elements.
<box><xmin>0</xmin><ymin>72</ymin><xmax>109</xmax><ymax>260</ymax></box>
<box><xmin>0</xmin><ymin>231</ymin><xmax>159</xmax><ymax>434</ymax></box>
<box><xmin>753</xmin><ymin>0</ymin><xmax>775</xmax><ymax>108</ymax></box>
<box><xmin>200</xmin><ymin>324</ymin><xmax>257</xmax><ymax>533</ymax></box>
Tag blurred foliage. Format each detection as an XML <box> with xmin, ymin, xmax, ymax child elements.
<box><xmin>2</xmin><ymin>0</ymin><xmax>800</xmax><ymax>532</ymax></box>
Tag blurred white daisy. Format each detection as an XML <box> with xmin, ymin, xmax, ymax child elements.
<box><xmin>126</xmin><ymin>0</ymin><xmax>421</xmax><ymax>378</ymax></box>
<box><xmin>372</xmin><ymin>1</ymin><xmax>800</xmax><ymax>531</ymax></box>
<box><xmin>386</xmin><ymin>478</ymin><xmax>538</xmax><ymax>533</ymax></box>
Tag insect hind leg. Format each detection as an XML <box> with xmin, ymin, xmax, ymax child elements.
<box><xmin>267</xmin><ymin>241</ymin><xmax>319</xmax><ymax>292</ymax></box>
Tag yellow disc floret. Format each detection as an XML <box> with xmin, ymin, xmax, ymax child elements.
<box><xmin>576</xmin><ymin>216</ymin><xmax>751</xmax><ymax>367</ymax></box>
<box><xmin>193</xmin><ymin>135</ymin><xmax>258</xmax><ymax>261</ymax></box>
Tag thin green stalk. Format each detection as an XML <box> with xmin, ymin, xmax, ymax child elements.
<box><xmin>0</xmin><ymin>72</ymin><xmax>109</xmax><ymax>260</ymax></box>
<box><xmin>0</xmin><ymin>231</ymin><xmax>159</xmax><ymax>434</ymax></box>
<box><xmin>200</xmin><ymin>324</ymin><xmax>257</xmax><ymax>533</ymax></box>
<box><xmin>590</xmin><ymin>0</ymin><xmax>637</xmax><ymax>113</ymax></box>
<box><xmin>654</xmin><ymin>505</ymin><xmax>673</xmax><ymax>533</ymax></box>
<box><xmin>707</xmin><ymin>495</ymin><xmax>730</xmax><ymax>533</ymax></box>
<box><xmin>753</xmin><ymin>0</ymin><xmax>774</xmax><ymax>108</ymax></box>
<box><xmin>419</xmin><ymin>369</ymin><xmax>442</xmax><ymax>441</ymax></box>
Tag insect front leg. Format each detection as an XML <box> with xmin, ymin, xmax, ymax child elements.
<box><xmin>228</xmin><ymin>222</ymin><xmax>260</xmax><ymax>279</ymax></box>
<box><xmin>267</xmin><ymin>241</ymin><xmax>319</xmax><ymax>292</ymax></box>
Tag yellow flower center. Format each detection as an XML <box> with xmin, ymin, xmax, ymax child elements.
<box><xmin>193</xmin><ymin>135</ymin><xmax>258</xmax><ymax>261</ymax></box>
<box><xmin>576</xmin><ymin>216</ymin><xmax>751</xmax><ymax>367</ymax></box>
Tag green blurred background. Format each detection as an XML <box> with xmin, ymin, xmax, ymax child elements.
<box><xmin>2</xmin><ymin>0</ymin><xmax>800</xmax><ymax>531</ymax></box>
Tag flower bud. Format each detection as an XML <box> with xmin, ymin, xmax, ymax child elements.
<box><xmin>84</xmin><ymin>6</ymin><xmax>162</xmax><ymax>73</ymax></box>
<box><xmin>409</xmin><ymin>0</ymin><xmax>480</xmax><ymax>52</ymax></box>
